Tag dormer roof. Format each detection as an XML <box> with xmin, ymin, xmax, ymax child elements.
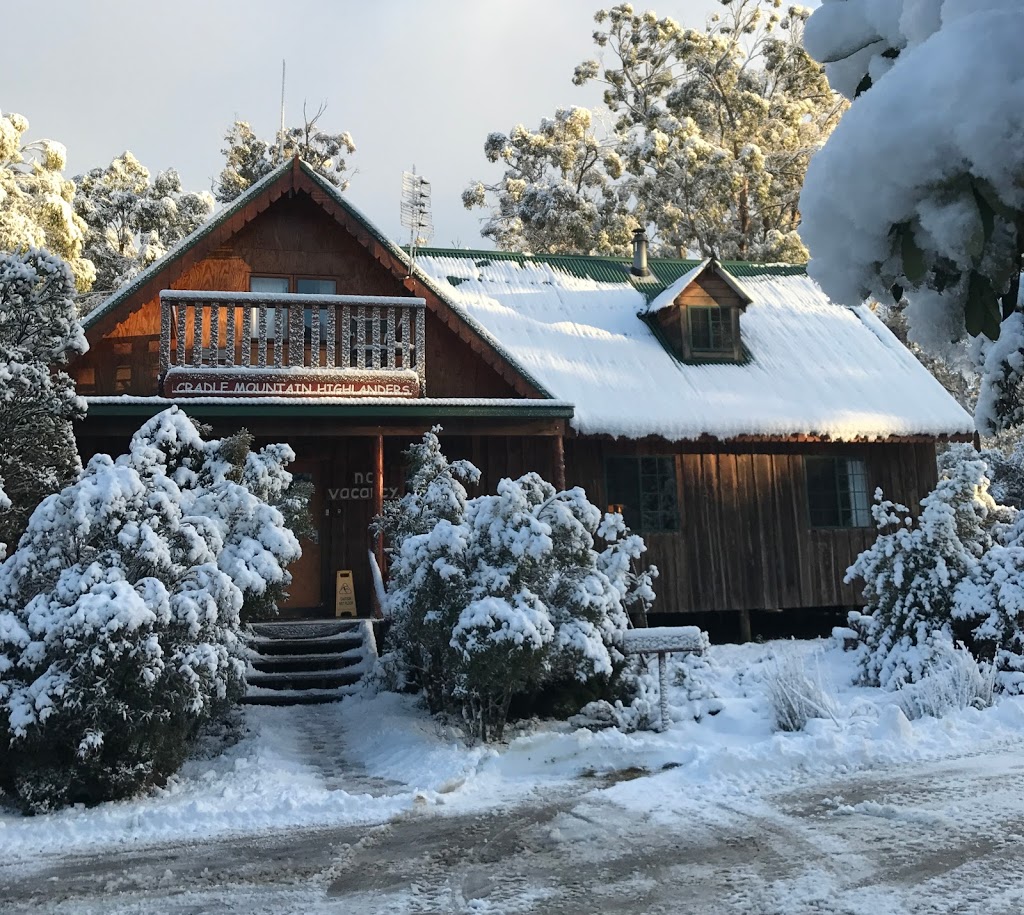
<box><xmin>646</xmin><ymin>258</ymin><xmax>754</xmax><ymax>313</ymax></box>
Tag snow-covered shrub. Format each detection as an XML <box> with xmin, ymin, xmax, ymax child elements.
<box><xmin>846</xmin><ymin>446</ymin><xmax>998</xmax><ymax>689</ymax></box>
<box><xmin>763</xmin><ymin>649</ymin><xmax>837</xmax><ymax>733</ymax></box>
<box><xmin>0</xmin><ymin>249</ymin><xmax>86</xmax><ymax>553</ymax></box>
<box><xmin>450</xmin><ymin>594</ymin><xmax>555</xmax><ymax>742</ymax></box>
<box><xmin>978</xmin><ymin>425</ymin><xmax>1024</xmax><ymax>509</ymax></box>
<box><xmin>570</xmin><ymin>658</ymin><xmax>657</xmax><ymax>733</ymax></box>
<box><xmin>373</xmin><ymin>427</ymin><xmax>479</xmax><ymax>713</ymax></box>
<box><xmin>672</xmin><ymin>636</ymin><xmax>721</xmax><ymax>722</ymax></box>
<box><xmin>895</xmin><ymin>639</ymin><xmax>995</xmax><ymax>721</ymax></box>
<box><xmin>572</xmin><ymin>638</ymin><xmax>719</xmax><ymax>734</ymax></box>
<box><xmin>954</xmin><ymin>528</ymin><xmax>1024</xmax><ymax>695</ymax></box>
<box><xmin>0</xmin><ymin>408</ymin><xmax>302</xmax><ymax>810</ymax></box>
<box><xmin>379</xmin><ymin>430</ymin><xmax>657</xmax><ymax>742</ymax></box>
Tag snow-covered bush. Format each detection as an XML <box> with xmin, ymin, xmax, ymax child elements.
<box><xmin>373</xmin><ymin>427</ymin><xmax>480</xmax><ymax>711</ymax></box>
<box><xmin>379</xmin><ymin>430</ymin><xmax>657</xmax><ymax>742</ymax></box>
<box><xmin>763</xmin><ymin>650</ymin><xmax>837</xmax><ymax>733</ymax></box>
<box><xmin>954</xmin><ymin>530</ymin><xmax>1024</xmax><ymax>695</ymax></box>
<box><xmin>673</xmin><ymin>639</ymin><xmax>721</xmax><ymax>722</ymax></box>
<box><xmin>978</xmin><ymin>426</ymin><xmax>1024</xmax><ymax>509</ymax></box>
<box><xmin>846</xmin><ymin>446</ymin><xmax>998</xmax><ymax>689</ymax></box>
<box><xmin>0</xmin><ymin>408</ymin><xmax>302</xmax><ymax>810</ymax></box>
<box><xmin>895</xmin><ymin>639</ymin><xmax>995</xmax><ymax>720</ymax></box>
<box><xmin>0</xmin><ymin>249</ymin><xmax>87</xmax><ymax>553</ymax></box>
<box><xmin>570</xmin><ymin>658</ymin><xmax>658</xmax><ymax>733</ymax></box>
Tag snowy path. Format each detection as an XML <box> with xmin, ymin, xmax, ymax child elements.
<box><xmin>5</xmin><ymin>740</ymin><xmax>1024</xmax><ymax>913</ymax></box>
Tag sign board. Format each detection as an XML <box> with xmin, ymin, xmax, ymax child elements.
<box><xmin>335</xmin><ymin>570</ymin><xmax>358</xmax><ymax>618</ymax></box>
<box><xmin>620</xmin><ymin>626</ymin><xmax>706</xmax><ymax>656</ymax></box>
<box><xmin>163</xmin><ymin>370</ymin><xmax>419</xmax><ymax>399</ymax></box>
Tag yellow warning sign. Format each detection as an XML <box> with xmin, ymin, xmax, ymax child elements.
<box><xmin>335</xmin><ymin>570</ymin><xmax>357</xmax><ymax>618</ymax></box>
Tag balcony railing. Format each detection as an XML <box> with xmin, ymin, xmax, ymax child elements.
<box><xmin>159</xmin><ymin>291</ymin><xmax>426</xmax><ymax>391</ymax></box>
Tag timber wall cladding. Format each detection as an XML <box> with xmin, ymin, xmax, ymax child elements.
<box><xmin>564</xmin><ymin>438</ymin><xmax>938</xmax><ymax>614</ymax></box>
<box><xmin>73</xmin><ymin>192</ymin><xmax>518</xmax><ymax>399</ymax></box>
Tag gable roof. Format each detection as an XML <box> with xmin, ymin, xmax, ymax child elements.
<box><xmin>414</xmin><ymin>250</ymin><xmax>975</xmax><ymax>443</ymax></box>
<box><xmin>646</xmin><ymin>258</ymin><xmax>754</xmax><ymax>312</ymax></box>
<box><xmin>81</xmin><ymin>159</ymin><xmax>553</xmax><ymax>400</ymax></box>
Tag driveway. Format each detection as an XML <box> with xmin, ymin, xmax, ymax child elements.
<box><xmin>3</xmin><ymin>746</ymin><xmax>1024</xmax><ymax>914</ymax></box>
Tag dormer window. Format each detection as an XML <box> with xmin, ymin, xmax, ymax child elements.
<box><xmin>688</xmin><ymin>304</ymin><xmax>738</xmax><ymax>357</ymax></box>
<box><xmin>644</xmin><ymin>259</ymin><xmax>752</xmax><ymax>365</ymax></box>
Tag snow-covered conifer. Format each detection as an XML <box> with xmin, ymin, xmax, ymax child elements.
<box><xmin>467</xmin><ymin>1</ymin><xmax>843</xmax><ymax>259</ymax></box>
<box><xmin>0</xmin><ymin>111</ymin><xmax>94</xmax><ymax>291</ymax></box>
<box><xmin>377</xmin><ymin>427</ymin><xmax>480</xmax><ymax>711</ymax></box>
<box><xmin>215</xmin><ymin>107</ymin><xmax>356</xmax><ymax>204</ymax></box>
<box><xmin>954</xmin><ymin>534</ymin><xmax>1024</xmax><ymax>696</ymax></box>
<box><xmin>847</xmin><ymin>446</ymin><xmax>999</xmax><ymax>688</ymax></box>
<box><xmin>0</xmin><ymin>408</ymin><xmax>303</xmax><ymax>810</ymax></box>
<box><xmin>74</xmin><ymin>152</ymin><xmax>214</xmax><ymax>306</ymax></box>
<box><xmin>0</xmin><ymin>249</ymin><xmax>86</xmax><ymax>551</ymax></box>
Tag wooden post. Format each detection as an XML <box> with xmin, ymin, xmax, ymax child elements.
<box><xmin>373</xmin><ymin>433</ymin><xmax>385</xmax><ymax>619</ymax></box>
<box><xmin>738</xmin><ymin>607</ymin><xmax>752</xmax><ymax>644</ymax></box>
<box><xmin>554</xmin><ymin>435</ymin><xmax>566</xmax><ymax>492</ymax></box>
<box><xmin>657</xmin><ymin>651</ymin><xmax>669</xmax><ymax>732</ymax></box>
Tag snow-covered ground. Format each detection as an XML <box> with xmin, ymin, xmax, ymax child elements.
<box><xmin>4</xmin><ymin>639</ymin><xmax>1024</xmax><ymax>912</ymax></box>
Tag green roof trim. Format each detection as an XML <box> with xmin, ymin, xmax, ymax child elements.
<box><xmin>84</xmin><ymin>399</ymin><xmax>574</xmax><ymax>420</ymax></box>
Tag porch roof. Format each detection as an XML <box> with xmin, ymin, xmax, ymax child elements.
<box><xmin>83</xmin><ymin>395</ymin><xmax>575</xmax><ymax>420</ymax></box>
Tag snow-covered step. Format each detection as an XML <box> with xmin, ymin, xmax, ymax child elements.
<box><xmin>243</xmin><ymin>684</ymin><xmax>361</xmax><ymax>706</ymax></box>
<box><xmin>248</xmin><ymin>651</ymin><xmax>364</xmax><ymax>674</ymax></box>
<box><xmin>243</xmin><ymin>618</ymin><xmax>377</xmax><ymax>706</ymax></box>
<box><xmin>247</xmin><ymin>667</ymin><xmax>366</xmax><ymax>692</ymax></box>
<box><xmin>248</xmin><ymin>634</ymin><xmax>364</xmax><ymax>656</ymax></box>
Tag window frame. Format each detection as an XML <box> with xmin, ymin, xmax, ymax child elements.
<box><xmin>249</xmin><ymin>274</ymin><xmax>338</xmax><ymax>340</ymax></box>
<box><xmin>604</xmin><ymin>454</ymin><xmax>681</xmax><ymax>534</ymax></box>
<box><xmin>804</xmin><ymin>456</ymin><xmax>872</xmax><ymax>530</ymax></box>
<box><xmin>684</xmin><ymin>304</ymin><xmax>740</xmax><ymax>361</ymax></box>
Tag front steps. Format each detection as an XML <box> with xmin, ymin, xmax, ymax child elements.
<box><xmin>243</xmin><ymin>619</ymin><xmax>377</xmax><ymax>706</ymax></box>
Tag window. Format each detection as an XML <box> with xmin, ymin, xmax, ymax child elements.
<box><xmin>605</xmin><ymin>456</ymin><xmax>679</xmax><ymax>533</ymax></box>
<box><xmin>297</xmin><ymin>278</ymin><xmax>337</xmax><ymax>340</ymax></box>
<box><xmin>688</xmin><ymin>305</ymin><xmax>736</xmax><ymax>355</ymax></box>
<box><xmin>805</xmin><ymin>457</ymin><xmax>871</xmax><ymax>528</ymax></box>
<box><xmin>296</xmin><ymin>278</ymin><xmax>336</xmax><ymax>296</ymax></box>
<box><xmin>250</xmin><ymin>276</ymin><xmax>289</xmax><ymax>338</ymax></box>
<box><xmin>249</xmin><ymin>276</ymin><xmax>337</xmax><ymax>339</ymax></box>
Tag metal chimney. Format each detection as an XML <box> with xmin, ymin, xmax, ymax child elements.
<box><xmin>631</xmin><ymin>228</ymin><xmax>650</xmax><ymax>277</ymax></box>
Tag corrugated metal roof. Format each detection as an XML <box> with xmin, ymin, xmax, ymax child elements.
<box><xmin>414</xmin><ymin>251</ymin><xmax>976</xmax><ymax>442</ymax></box>
<box><xmin>413</xmin><ymin>247</ymin><xmax>808</xmax><ymax>303</ymax></box>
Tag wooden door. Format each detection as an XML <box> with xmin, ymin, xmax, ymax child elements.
<box><xmin>279</xmin><ymin>461</ymin><xmax>324</xmax><ymax>614</ymax></box>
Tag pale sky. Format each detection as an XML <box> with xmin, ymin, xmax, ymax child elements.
<box><xmin>4</xmin><ymin>0</ymin><xmax>724</xmax><ymax>248</ymax></box>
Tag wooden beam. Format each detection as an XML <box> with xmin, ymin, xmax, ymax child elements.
<box><xmin>373</xmin><ymin>432</ymin><xmax>385</xmax><ymax>619</ymax></box>
<box><xmin>554</xmin><ymin>434</ymin><xmax>566</xmax><ymax>491</ymax></box>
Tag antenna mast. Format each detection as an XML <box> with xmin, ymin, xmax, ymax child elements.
<box><xmin>278</xmin><ymin>60</ymin><xmax>286</xmax><ymax>161</ymax></box>
<box><xmin>400</xmin><ymin>167</ymin><xmax>433</xmax><ymax>278</ymax></box>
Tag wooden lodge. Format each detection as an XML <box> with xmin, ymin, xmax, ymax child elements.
<box><xmin>71</xmin><ymin>158</ymin><xmax>975</xmax><ymax>637</ymax></box>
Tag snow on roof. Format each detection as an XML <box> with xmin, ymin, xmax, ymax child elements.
<box><xmin>646</xmin><ymin>258</ymin><xmax>754</xmax><ymax>313</ymax></box>
<box><xmin>415</xmin><ymin>253</ymin><xmax>975</xmax><ymax>442</ymax></box>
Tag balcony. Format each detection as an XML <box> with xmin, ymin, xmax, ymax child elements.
<box><xmin>159</xmin><ymin>290</ymin><xmax>426</xmax><ymax>399</ymax></box>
